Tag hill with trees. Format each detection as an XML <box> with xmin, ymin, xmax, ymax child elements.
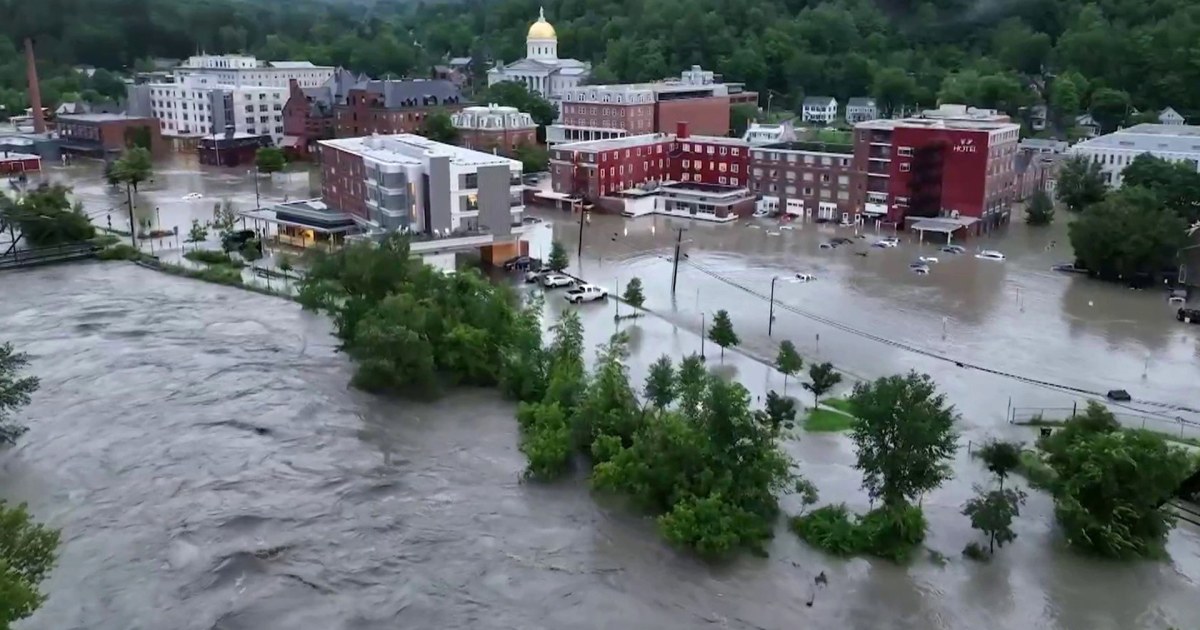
<box><xmin>2</xmin><ymin>0</ymin><xmax>1198</xmax><ymax>133</ymax></box>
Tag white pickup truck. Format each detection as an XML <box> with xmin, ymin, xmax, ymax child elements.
<box><xmin>564</xmin><ymin>284</ymin><xmax>608</xmax><ymax>303</ymax></box>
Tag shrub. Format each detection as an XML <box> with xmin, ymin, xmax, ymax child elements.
<box><xmin>184</xmin><ymin>249</ymin><xmax>239</xmax><ymax>266</ymax></box>
<box><xmin>791</xmin><ymin>503</ymin><xmax>927</xmax><ymax>562</ymax></box>
<box><xmin>963</xmin><ymin>541</ymin><xmax>990</xmax><ymax>561</ymax></box>
<box><xmin>96</xmin><ymin>244</ymin><xmax>141</xmax><ymax>261</ymax></box>
<box><xmin>790</xmin><ymin>504</ymin><xmax>864</xmax><ymax>556</ymax></box>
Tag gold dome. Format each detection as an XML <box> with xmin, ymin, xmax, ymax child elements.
<box><xmin>527</xmin><ymin>7</ymin><xmax>556</xmax><ymax>39</ymax></box>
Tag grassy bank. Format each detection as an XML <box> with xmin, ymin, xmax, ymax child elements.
<box><xmin>98</xmin><ymin>245</ymin><xmax>291</xmax><ymax>300</ymax></box>
<box><xmin>805</xmin><ymin>407</ymin><xmax>854</xmax><ymax>432</ymax></box>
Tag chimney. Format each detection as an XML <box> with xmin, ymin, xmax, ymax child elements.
<box><xmin>24</xmin><ymin>38</ymin><xmax>46</xmax><ymax>134</ymax></box>
<box><xmin>676</xmin><ymin>121</ymin><xmax>689</xmax><ymax>139</ymax></box>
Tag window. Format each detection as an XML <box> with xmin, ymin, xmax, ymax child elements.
<box><xmin>719</xmin><ymin>176</ymin><xmax>727</xmax><ymax>184</ymax></box>
<box><xmin>707</xmin><ymin>146</ymin><xmax>715</xmax><ymax>155</ymax></box>
<box><xmin>732</xmin><ymin>164</ymin><xmax>739</xmax><ymax>173</ymax></box>
<box><xmin>804</xmin><ymin>154</ymin><xmax>814</xmax><ymax>164</ymax></box>
<box><xmin>899</xmin><ymin>163</ymin><xmax>911</xmax><ymax>173</ymax></box>
<box><xmin>731</xmin><ymin>148</ymin><xmax>740</xmax><ymax>156</ymax></box>
<box><xmin>785</xmin><ymin>185</ymin><xmax>796</xmax><ymax>194</ymax></box>
<box><xmin>683</xmin><ymin>159</ymin><xmax>690</xmax><ymax>168</ymax></box>
<box><xmin>720</xmin><ymin>163</ymin><xmax>727</xmax><ymax>172</ymax></box>
<box><xmin>731</xmin><ymin>177</ymin><xmax>738</xmax><ymax>186</ymax></box>
<box><xmin>720</xmin><ymin>147</ymin><xmax>727</xmax><ymax>155</ymax></box>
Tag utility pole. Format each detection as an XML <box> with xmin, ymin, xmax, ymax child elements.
<box><xmin>125</xmin><ymin>183</ymin><xmax>137</xmax><ymax>248</ymax></box>
<box><xmin>768</xmin><ymin>276</ymin><xmax>778</xmax><ymax>337</ymax></box>
<box><xmin>670</xmin><ymin>227</ymin><xmax>685</xmax><ymax>295</ymax></box>
<box><xmin>253</xmin><ymin>167</ymin><xmax>261</xmax><ymax>209</ymax></box>
<box><xmin>700</xmin><ymin>311</ymin><xmax>706</xmax><ymax>362</ymax></box>
<box><xmin>576</xmin><ymin>206</ymin><xmax>586</xmax><ymax>258</ymax></box>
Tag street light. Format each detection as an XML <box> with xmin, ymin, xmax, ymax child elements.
<box><xmin>769</xmin><ymin>275</ymin><xmax>779</xmax><ymax>336</ymax></box>
<box><xmin>700</xmin><ymin>311</ymin><xmax>707</xmax><ymax>362</ymax></box>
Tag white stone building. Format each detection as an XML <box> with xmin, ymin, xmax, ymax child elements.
<box><xmin>176</xmin><ymin>55</ymin><xmax>334</xmax><ymax>88</ymax></box>
<box><xmin>486</xmin><ymin>8</ymin><xmax>591</xmax><ymax>103</ymax></box>
<box><xmin>1068</xmin><ymin>123</ymin><xmax>1200</xmax><ymax>187</ymax></box>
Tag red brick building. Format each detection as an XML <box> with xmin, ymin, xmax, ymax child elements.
<box><xmin>282</xmin><ymin>69</ymin><xmax>361</xmax><ymax>157</ymax></box>
<box><xmin>547</xmin><ymin>66</ymin><xmax>757</xmax><ymax>144</ymax></box>
<box><xmin>450</xmin><ymin>104</ymin><xmax>538</xmax><ymax>154</ymax></box>
<box><xmin>549</xmin><ymin>122</ymin><xmax>749</xmax><ymax>200</ymax></box>
<box><xmin>0</xmin><ymin>152</ymin><xmax>40</xmax><ymax>174</ymax></box>
<box><xmin>334</xmin><ymin>79</ymin><xmax>463</xmax><ymax>138</ymax></box>
<box><xmin>750</xmin><ymin>141</ymin><xmax>860</xmax><ymax>222</ymax></box>
<box><xmin>851</xmin><ymin>114</ymin><xmax>1020</xmax><ymax>236</ymax></box>
<box><xmin>56</xmin><ymin>114</ymin><xmax>165</xmax><ymax>157</ymax></box>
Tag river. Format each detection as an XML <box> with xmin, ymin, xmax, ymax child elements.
<box><xmin>3</xmin><ymin>262</ymin><xmax>1200</xmax><ymax>630</ymax></box>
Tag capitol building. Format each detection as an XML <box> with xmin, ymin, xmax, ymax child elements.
<box><xmin>486</xmin><ymin>8</ymin><xmax>591</xmax><ymax>102</ymax></box>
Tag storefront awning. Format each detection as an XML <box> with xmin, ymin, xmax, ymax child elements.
<box><xmin>910</xmin><ymin>217</ymin><xmax>980</xmax><ymax>233</ymax></box>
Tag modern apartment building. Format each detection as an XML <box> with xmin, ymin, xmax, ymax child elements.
<box><xmin>175</xmin><ymin>55</ymin><xmax>334</xmax><ymax>89</ymax></box>
<box><xmin>750</xmin><ymin>141</ymin><xmax>859</xmax><ymax>222</ymax></box>
<box><xmin>319</xmin><ymin>134</ymin><xmax>524</xmax><ymax>236</ymax></box>
<box><xmin>334</xmin><ymin>80</ymin><xmax>463</xmax><ymax>138</ymax></box>
<box><xmin>546</xmin><ymin>66</ymin><xmax>758</xmax><ymax>144</ymax></box>
<box><xmin>852</xmin><ymin>113</ymin><xmax>1020</xmax><ymax>235</ymax></box>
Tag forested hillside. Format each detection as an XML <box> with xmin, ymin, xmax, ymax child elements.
<box><xmin>2</xmin><ymin>0</ymin><xmax>1199</xmax><ymax>130</ymax></box>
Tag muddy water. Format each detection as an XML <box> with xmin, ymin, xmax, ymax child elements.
<box><xmin>1</xmin><ymin>262</ymin><xmax>1198</xmax><ymax>630</ymax></box>
<box><xmin>524</xmin><ymin>209</ymin><xmax>1200</xmax><ymax>435</ymax></box>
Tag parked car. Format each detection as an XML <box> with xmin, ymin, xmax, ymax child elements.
<box><xmin>910</xmin><ymin>263</ymin><xmax>931</xmax><ymax>275</ymax></box>
<box><xmin>873</xmin><ymin>237</ymin><xmax>899</xmax><ymax>248</ymax></box>
<box><xmin>1177</xmin><ymin>307</ymin><xmax>1200</xmax><ymax>324</ymax></box>
<box><xmin>221</xmin><ymin>229</ymin><xmax>256</xmax><ymax>253</ymax></box>
<box><xmin>525</xmin><ymin>269</ymin><xmax>549</xmax><ymax>283</ymax></box>
<box><xmin>564</xmin><ymin>284</ymin><xmax>608</xmax><ymax>303</ymax></box>
<box><xmin>918</xmin><ymin>256</ymin><xmax>939</xmax><ymax>264</ymax></box>
<box><xmin>975</xmin><ymin>250</ymin><xmax>1006</xmax><ymax>261</ymax></box>
<box><xmin>503</xmin><ymin>255</ymin><xmax>541</xmax><ymax>271</ymax></box>
<box><xmin>540</xmin><ymin>273</ymin><xmax>575</xmax><ymax>288</ymax></box>
<box><xmin>795</xmin><ymin>273</ymin><xmax>817</xmax><ymax>282</ymax></box>
<box><xmin>941</xmin><ymin>244</ymin><xmax>966</xmax><ymax>254</ymax></box>
<box><xmin>819</xmin><ymin>242</ymin><xmax>835</xmax><ymax>249</ymax></box>
<box><xmin>831</xmin><ymin>237</ymin><xmax>855</xmax><ymax>245</ymax></box>
<box><xmin>521</xmin><ymin>216</ymin><xmax>544</xmax><ymax>225</ymax></box>
<box><xmin>1052</xmin><ymin>262</ymin><xmax>1088</xmax><ymax>274</ymax></box>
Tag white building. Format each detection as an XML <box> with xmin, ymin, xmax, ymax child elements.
<box><xmin>1068</xmin><ymin>123</ymin><xmax>1200</xmax><ymax>187</ymax></box>
<box><xmin>176</xmin><ymin>54</ymin><xmax>334</xmax><ymax>88</ymax></box>
<box><xmin>320</xmin><ymin>134</ymin><xmax>525</xmax><ymax>236</ymax></box>
<box><xmin>487</xmin><ymin>8</ymin><xmax>591</xmax><ymax>103</ymax></box>
<box><xmin>801</xmin><ymin>96</ymin><xmax>838</xmax><ymax>124</ymax></box>
<box><xmin>1159</xmin><ymin>107</ymin><xmax>1186</xmax><ymax>126</ymax></box>
<box><xmin>142</xmin><ymin>74</ymin><xmax>288</xmax><ymax>145</ymax></box>
<box><xmin>742</xmin><ymin>120</ymin><xmax>798</xmax><ymax>146</ymax></box>
<box><xmin>845</xmin><ymin>97</ymin><xmax>879</xmax><ymax>123</ymax></box>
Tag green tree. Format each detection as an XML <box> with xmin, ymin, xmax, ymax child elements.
<box><xmin>1056</xmin><ymin>155</ymin><xmax>1106</xmax><ymax>212</ymax></box>
<box><xmin>478</xmin><ymin>81</ymin><xmax>557</xmax><ymax>141</ymax></box>
<box><xmin>0</xmin><ymin>500</ymin><xmax>60</xmax><ymax>627</ymax></box>
<box><xmin>185</xmin><ymin>219</ymin><xmax>208</xmax><ymax>250</ymax></box>
<box><xmin>1121</xmin><ymin>154</ymin><xmax>1200</xmax><ymax>222</ymax></box>
<box><xmin>420</xmin><ymin>109</ymin><xmax>461</xmax><ymax>144</ymax></box>
<box><xmin>1068</xmin><ymin>187</ymin><xmax>1188</xmax><ymax>282</ymax></box>
<box><xmin>849</xmin><ymin>372</ymin><xmax>959</xmax><ymax>510</ymax></box>
<box><xmin>643</xmin><ymin>355</ymin><xmax>676</xmax><ymax>410</ymax></box>
<box><xmin>513</xmin><ymin>142</ymin><xmax>549</xmax><ymax>173</ymax></box>
<box><xmin>240</xmin><ymin>239</ymin><xmax>262</xmax><ymax>262</ymax></box>
<box><xmin>622</xmin><ymin>277</ymin><xmax>645</xmax><ymax>309</ymax></box>
<box><xmin>1089</xmin><ymin>87</ymin><xmax>1131</xmax><ymax>133</ymax></box>
<box><xmin>963</xmin><ymin>487</ymin><xmax>1025</xmax><ymax>558</ymax></box>
<box><xmin>517</xmin><ymin>401</ymin><xmax>572</xmax><ymax>479</ymax></box>
<box><xmin>0</xmin><ymin>184</ymin><xmax>95</xmax><ymax>246</ymax></box>
<box><xmin>707</xmin><ymin>309</ymin><xmax>739</xmax><ymax>361</ymax></box>
<box><xmin>112</xmin><ymin>147</ymin><xmax>152</xmax><ymax>192</ymax></box>
<box><xmin>730</xmin><ymin>103</ymin><xmax>758</xmax><ymax>137</ymax></box>
<box><xmin>254</xmin><ymin>146</ymin><xmax>286</xmax><ymax>175</ymax></box>
<box><xmin>872</xmin><ymin>67</ymin><xmax>919</xmax><ymax>118</ymax></box>
<box><xmin>547</xmin><ymin>240</ymin><xmax>569</xmax><ymax>272</ymax></box>
<box><xmin>774</xmin><ymin>340</ymin><xmax>803</xmax><ymax>392</ymax></box>
<box><xmin>1049</xmin><ymin>73</ymin><xmax>1084</xmax><ymax>124</ymax></box>
<box><xmin>803</xmin><ymin>361</ymin><xmax>842</xmax><ymax>407</ymax></box>
<box><xmin>0</xmin><ymin>342</ymin><xmax>39</xmax><ymax>445</ymax></box>
<box><xmin>761</xmin><ymin>390</ymin><xmax>796</xmax><ymax>431</ymax></box>
<box><xmin>1025</xmin><ymin>190</ymin><xmax>1055</xmax><ymax>226</ymax></box>
<box><xmin>977</xmin><ymin>440</ymin><xmax>1022</xmax><ymax>489</ymax></box>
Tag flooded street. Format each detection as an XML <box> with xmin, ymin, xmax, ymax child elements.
<box><xmin>1</xmin><ymin>161</ymin><xmax>1199</xmax><ymax>628</ymax></box>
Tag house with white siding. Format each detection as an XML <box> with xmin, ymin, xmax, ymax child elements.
<box><xmin>801</xmin><ymin>96</ymin><xmax>838</xmax><ymax>124</ymax></box>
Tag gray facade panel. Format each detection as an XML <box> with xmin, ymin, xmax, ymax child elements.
<box><xmin>476</xmin><ymin>164</ymin><xmax>512</xmax><ymax>236</ymax></box>
<box><xmin>426</xmin><ymin>155</ymin><xmax>453</xmax><ymax>234</ymax></box>
<box><xmin>125</xmin><ymin>84</ymin><xmax>152</xmax><ymax>118</ymax></box>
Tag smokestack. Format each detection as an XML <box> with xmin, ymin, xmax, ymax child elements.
<box><xmin>24</xmin><ymin>38</ymin><xmax>46</xmax><ymax>134</ymax></box>
<box><xmin>676</xmin><ymin>121</ymin><xmax>690</xmax><ymax>139</ymax></box>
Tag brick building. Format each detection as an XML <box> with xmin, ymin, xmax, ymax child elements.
<box><xmin>0</xmin><ymin>152</ymin><xmax>40</xmax><ymax>174</ymax></box>
<box><xmin>281</xmin><ymin>69</ymin><xmax>361</xmax><ymax>156</ymax></box>
<box><xmin>750</xmin><ymin>141</ymin><xmax>860</xmax><ymax>222</ymax></box>
<box><xmin>198</xmin><ymin>131</ymin><xmax>272</xmax><ymax>167</ymax></box>
<box><xmin>335</xmin><ymin>80</ymin><xmax>463</xmax><ymax>138</ymax></box>
<box><xmin>852</xmin><ymin>113</ymin><xmax>1020</xmax><ymax>236</ymax></box>
<box><xmin>450</xmin><ymin>104</ymin><xmax>538</xmax><ymax>154</ymax></box>
<box><xmin>547</xmin><ymin>122</ymin><xmax>751</xmax><ymax>218</ymax></box>
<box><xmin>546</xmin><ymin>66</ymin><xmax>757</xmax><ymax>145</ymax></box>
<box><xmin>56</xmin><ymin>113</ymin><xmax>165</xmax><ymax>157</ymax></box>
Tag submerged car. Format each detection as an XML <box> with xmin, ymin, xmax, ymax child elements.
<box><xmin>1051</xmin><ymin>262</ymin><xmax>1088</xmax><ymax>274</ymax></box>
<box><xmin>564</xmin><ymin>284</ymin><xmax>608</xmax><ymax>303</ymax></box>
<box><xmin>941</xmin><ymin>244</ymin><xmax>967</xmax><ymax>254</ymax></box>
<box><xmin>975</xmin><ymin>250</ymin><xmax>1006</xmax><ymax>261</ymax></box>
<box><xmin>1178</xmin><ymin>307</ymin><xmax>1200</xmax><ymax>324</ymax></box>
<box><xmin>911</xmin><ymin>264</ymin><xmax>931</xmax><ymax>275</ymax></box>
<box><xmin>795</xmin><ymin>273</ymin><xmax>817</xmax><ymax>282</ymax></box>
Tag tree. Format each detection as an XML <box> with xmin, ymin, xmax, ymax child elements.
<box><xmin>112</xmin><ymin>147</ymin><xmax>152</xmax><ymax>192</ymax></box>
<box><xmin>963</xmin><ymin>487</ymin><xmax>1026</xmax><ymax>557</ymax></box>
<box><xmin>774</xmin><ymin>340</ymin><xmax>803</xmax><ymax>392</ymax></box>
<box><xmin>1068</xmin><ymin>187</ymin><xmax>1188</xmax><ymax>283</ymax></box>
<box><xmin>761</xmin><ymin>390</ymin><xmax>796</xmax><ymax>431</ymax></box>
<box><xmin>1056</xmin><ymin>155</ymin><xmax>1106</xmax><ymax>212</ymax></box>
<box><xmin>185</xmin><ymin>219</ymin><xmax>208</xmax><ymax>250</ymax></box>
<box><xmin>547</xmin><ymin>240</ymin><xmax>569</xmax><ymax>272</ymax></box>
<box><xmin>849</xmin><ymin>372</ymin><xmax>959</xmax><ymax>510</ymax></box>
<box><xmin>643</xmin><ymin>355</ymin><xmax>675</xmax><ymax>409</ymax></box>
<box><xmin>977</xmin><ymin>440</ymin><xmax>1022</xmax><ymax>489</ymax></box>
<box><xmin>211</xmin><ymin>201</ymin><xmax>239</xmax><ymax>241</ymax></box>
<box><xmin>240</xmin><ymin>238</ymin><xmax>263</xmax><ymax>263</ymax></box>
<box><xmin>1047</xmin><ymin>429</ymin><xmax>1191</xmax><ymax>558</ymax></box>
<box><xmin>622</xmin><ymin>277</ymin><xmax>645</xmax><ymax>309</ymax></box>
<box><xmin>278</xmin><ymin>254</ymin><xmax>295</xmax><ymax>275</ymax></box>
<box><xmin>0</xmin><ymin>500</ymin><xmax>60</xmax><ymax>627</ymax></box>
<box><xmin>420</xmin><ymin>109</ymin><xmax>460</xmax><ymax>144</ymax></box>
<box><xmin>706</xmin><ymin>309</ymin><xmax>739</xmax><ymax>361</ymax></box>
<box><xmin>803</xmin><ymin>361</ymin><xmax>841</xmax><ymax>407</ymax></box>
<box><xmin>0</xmin><ymin>184</ymin><xmax>95</xmax><ymax>246</ymax></box>
<box><xmin>730</xmin><ymin>103</ymin><xmax>758</xmax><ymax>137</ymax></box>
<box><xmin>1049</xmin><ymin>73</ymin><xmax>1084</xmax><ymax>125</ymax></box>
<box><xmin>1025</xmin><ymin>190</ymin><xmax>1055</xmax><ymax>226</ymax></box>
<box><xmin>1089</xmin><ymin>87</ymin><xmax>1131</xmax><ymax>133</ymax></box>
<box><xmin>513</xmin><ymin>142</ymin><xmax>549</xmax><ymax>173</ymax></box>
<box><xmin>872</xmin><ymin>67</ymin><xmax>918</xmax><ymax>118</ymax></box>
<box><xmin>0</xmin><ymin>342</ymin><xmax>39</xmax><ymax>446</ymax></box>
<box><xmin>1121</xmin><ymin>154</ymin><xmax>1200</xmax><ymax>222</ymax></box>
<box><xmin>478</xmin><ymin>81</ymin><xmax>557</xmax><ymax>142</ymax></box>
<box><xmin>254</xmin><ymin>146</ymin><xmax>286</xmax><ymax>175</ymax></box>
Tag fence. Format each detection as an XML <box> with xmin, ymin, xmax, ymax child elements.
<box><xmin>1009</xmin><ymin>405</ymin><xmax>1200</xmax><ymax>442</ymax></box>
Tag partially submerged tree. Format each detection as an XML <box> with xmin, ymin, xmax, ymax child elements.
<box><xmin>1056</xmin><ymin>154</ymin><xmax>1106</xmax><ymax>212</ymax></box>
<box><xmin>254</xmin><ymin>146</ymin><xmax>286</xmax><ymax>175</ymax></box>
<box><xmin>622</xmin><ymin>277</ymin><xmax>645</xmax><ymax>309</ymax></box>
<box><xmin>547</xmin><ymin>240</ymin><xmax>569</xmax><ymax>272</ymax></box>
<box><xmin>643</xmin><ymin>355</ymin><xmax>676</xmax><ymax>410</ymax></box>
<box><xmin>774</xmin><ymin>340</ymin><xmax>803</xmax><ymax>393</ymax></box>
<box><xmin>0</xmin><ymin>500</ymin><xmax>61</xmax><ymax>628</ymax></box>
<box><xmin>0</xmin><ymin>342</ymin><xmax>39</xmax><ymax>445</ymax></box>
<box><xmin>707</xmin><ymin>309</ymin><xmax>739</xmax><ymax>361</ymax></box>
<box><xmin>803</xmin><ymin>361</ymin><xmax>842</xmax><ymax>406</ymax></box>
<box><xmin>1025</xmin><ymin>190</ymin><xmax>1055</xmax><ymax>226</ymax></box>
<box><xmin>185</xmin><ymin>219</ymin><xmax>208</xmax><ymax>250</ymax></box>
<box><xmin>963</xmin><ymin>486</ymin><xmax>1025</xmax><ymax>558</ymax></box>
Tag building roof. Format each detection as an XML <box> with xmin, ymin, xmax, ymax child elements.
<box><xmin>449</xmin><ymin>57</ymin><xmax>472</xmax><ymax>67</ymax></box>
<box><xmin>359</xmin><ymin>79</ymin><xmax>461</xmax><ymax>109</ymax></box>
<box><xmin>856</xmin><ymin>115</ymin><xmax>1019</xmax><ymax>133</ymax></box>
<box><xmin>556</xmin><ymin>131</ymin><xmax>747</xmax><ymax>153</ymax></box>
<box><xmin>451</xmin><ymin>104</ymin><xmax>537</xmax><ymax>130</ymax></box>
<box><xmin>1160</xmin><ymin>107</ymin><xmax>1185</xmax><ymax>120</ymax></box>
<box><xmin>56</xmin><ymin>113</ymin><xmax>149</xmax><ymax>123</ymax></box>
<box><xmin>758</xmin><ymin>141</ymin><xmax>853</xmax><ymax>155</ymax></box>
<box><xmin>320</xmin><ymin>134</ymin><xmax>520</xmax><ymax>168</ymax></box>
<box><xmin>1071</xmin><ymin>123</ymin><xmax>1200</xmax><ymax>155</ymax></box>
<box><xmin>268</xmin><ymin>61</ymin><xmax>319</xmax><ymax>69</ymax></box>
<box><xmin>847</xmin><ymin>97</ymin><xmax>876</xmax><ymax>108</ymax></box>
<box><xmin>528</xmin><ymin>7</ymin><xmax>557</xmax><ymax>39</ymax></box>
<box><xmin>803</xmin><ymin>96</ymin><xmax>836</xmax><ymax>107</ymax></box>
